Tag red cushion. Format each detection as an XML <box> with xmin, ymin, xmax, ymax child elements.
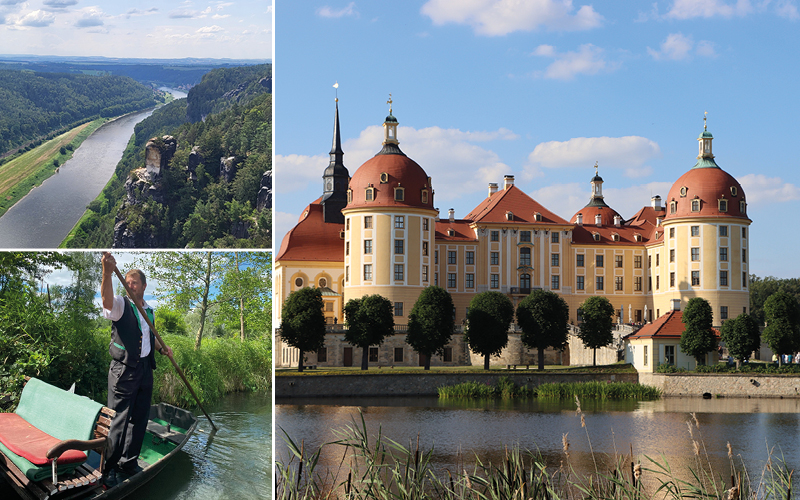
<box><xmin>0</xmin><ymin>414</ymin><xmax>87</xmax><ymax>466</ymax></box>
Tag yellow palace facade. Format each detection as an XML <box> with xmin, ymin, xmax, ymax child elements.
<box><xmin>276</xmin><ymin>105</ymin><xmax>750</xmax><ymax>368</ymax></box>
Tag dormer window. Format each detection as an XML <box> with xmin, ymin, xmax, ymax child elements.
<box><xmin>740</xmin><ymin>200</ymin><xmax>746</xmax><ymax>214</ymax></box>
<box><xmin>718</xmin><ymin>199</ymin><xmax>728</xmax><ymax>212</ymax></box>
<box><xmin>380</xmin><ymin>172</ymin><xmax>389</xmax><ymax>183</ymax></box>
<box><xmin>421</xmin><ymin>189</ymin><xmax>428</xmax><ymax>204</ymax></box>
<box><xmin>534</xmin><ymin>212</ymin><xmax>542</xmax><ymax>222</ymax></box>
<box><xmin>612</xmin><ymin>233</ymin><xmax>620</xmax><ymax>242</ymax></box>
<box><xmin>730</xmin><ymin>186</ymin><xmax>738</xmax><ymax>197</ymax></box>
<box><xmin>447</xmin><ymin>229</ymin><xmax>455</xmax><ymax>237</ymax></box>
<box><xmin>365</xmin><ymin>187</ymin><xmax>374</xmax><ymax>201</ymax></box>
<box><xmin>670</xmin><ymin>201</ymin><xmax>677</xmax><ymax>214</ymax></box>
<box><xmin>394</xmin><ymin>187</ymin><xmax>405</xmax><ymax>201</ymax></box>
<box><xmin>691</xmin><ymin>198</ymin><xmax>700</xmax><ymax>212</ymax></box>
<box><xmin>347</xmin><ymin>189</ymin><xmax>353</xmax><ymax>203</ymax></box>
<box><xmin>634</xmin><ymin>233</ymin><xmax>642</xmax><ymax>242</ymax></box>
<box><xmin>680</xmin><ymin>186</ymin><xmax>688</xmax><ymax>197</ymax></box>
<box><xmin>505</xmin><ymin>211</ymin><xmax>513</xmax><ymax>221</ymax></box>
<box><xmin>593</xmin><ymin>232</ymin><xmax>601</xmax><ymax>241</ymax></box>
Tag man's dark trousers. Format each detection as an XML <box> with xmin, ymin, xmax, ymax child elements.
<box><xmin>106</xmin><ymin>355</ymin><xmax>153</xmax><ymax>472</ymax></box>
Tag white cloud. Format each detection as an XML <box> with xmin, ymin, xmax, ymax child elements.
<box><xmin>197</xmin><ymin>25</ymin><xmax>224</xmax><ymax>33</ymax></box>
<box><xmin>275</xmin><ymin>153</ymin><xmax>328</xmax><ymax>192</ymax></box>
<box><xmin>16</xmin><ymin>10</ymin><xmax>56</xmax><ymax>27</ymax></box>
<box><xmin>525</xmin><ymin>136</ymin><xmax>661</xmax><ymax>179</ymax></box>
<box><xmin>533</xmin><ymin>43</ymin><xmax>615</xmax><ymax>80</ymax></box>
<box><xmin>774</xmin><ymin>0</ymin><xmax>800</xmax><ymax>19</ymax></box>
<box><xmin>667</xmin><ymin>0</ymin><xmax>753</xmax><ymax>19</ymax></box>
<box><xmin>42</xmin><ymin>0</ymin><xmax>77</xmax><ymax>10</ymax></box>
<box><xmin>738</xmin><ymin>173</ymin><xmax>800</xmax><ymax>204</ymax></box>
<box><xmin>75</xmin><ymin>8</ymin><xmax>105</xmax><ymax>28</ymax></box>
<box><xmin>647</xmin><ymin>33</ymin><xmax>716</xmax><ymax>60</ymax></box>
<box><xmin>317</xmin><ymin>2</ymin><xmax>357</xmax><ymax>18</ymax></box>
<box><xmin>531</xmin><ymin>182</ymin><xmax>673</xmax><ymax>222</ymax></box>
<box><xmin>420</xmin><ymin>0</ymin><xmax>603</xmax><ymax>36</ymax></box>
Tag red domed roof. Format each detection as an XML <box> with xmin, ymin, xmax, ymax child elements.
<box><xmin>570</xmin><ymin>204</ymin><xmax>622</xmax><ymax>226</ymax></box>
<box><xmin>664</xmin><ymin>166</ymin><xmax>748</xmax><ymax>221</ymax></box>
<box><xmin>346</xmin><ymin>152</ymin><xmax>434</xmax><ymax>210</ymax></box>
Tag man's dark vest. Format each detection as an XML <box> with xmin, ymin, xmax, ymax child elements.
<box><xmin>109</xmin><ymin>298</ymin><xmax>157</xmax><ymax>369</ymax></box>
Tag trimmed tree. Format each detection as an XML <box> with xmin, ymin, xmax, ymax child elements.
<box><xmin>406</xmin><ymin>286</ymin><xmax>455</xmax><ymax>370</ymax></box>
<box><xmin>464</xmin><ymin>291</ymin><xmax>514</xmax><ymax>370</ymax></box>
<box><xmin>720</xmin><ymin>313</ymin><xmax>761</xmax><ymax>368</ymax></box>
<box><xmin>344</xmin><ymin>294</ymin><xmax>395</xmax><ymax>370</ymax></box>
<box><xmin>762</xmin><ymin>290</ymin><xmax>800</xmax><ymax>366</ymax></box>
<box><xmin>578</xmin><ymin>296</ymin><xmax>615</xmax><ymax>366</ymax></box>
<box><xmin>516</xmin><ymin>289</ymin><xmax>569</xmax><ymax>371</ymax></box>
<box><xmin>279</xmin><ymin>287</ymin><xmax>326</xmax><ymax>372</ymax></box>
<box><xmin>679</xmin><ymin>297</ymin><xmax>717</xmax><ymax>366</ymax></box>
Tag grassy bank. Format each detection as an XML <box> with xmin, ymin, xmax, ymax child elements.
<box><xmin>438</xmin><ymin>378</ymin><xmax>661</xmax><ymax>400</ymax></box>
<box><xmin>153</xmin><ymin>334</ymin><xmax>271</xmax><ymax>407</ymax></box>
<box><xmin>0</xmin><ymin>118</ymin><xmax>108</xmax><ymax>217</ymax></box>
<box><xmin>276</xmin><ymin>363</ymin><xmax>637</xmax><ymax>376</ymax></box>
<box><xmin>277</xmin><ymin>411</ymin><xmax>793</xmax><ymax>500</ymax></box>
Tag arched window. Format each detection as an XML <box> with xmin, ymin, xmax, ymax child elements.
<box><xmin>365</xmin><ymin>187</ymin><xmax>374</xmax><ymax>201</ymax></box>
<box><xmin>520</xmin><ymin>273</ymin><xmax>531</xmax><ymax>290</ymax></box>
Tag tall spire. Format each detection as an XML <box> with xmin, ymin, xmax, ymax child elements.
<box><xmin>329</xmin><ymin>98</ymin><xmax>344</xmax><ymax>167</ymax></box>
<box><xmin>321</xmin><ymin>86</ymin><xmax>349</xmax><ymax>224</ymax></box>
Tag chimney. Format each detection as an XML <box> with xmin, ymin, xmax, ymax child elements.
<box><xmin>656</xmin><ymin>217</ymin><xmax>663</xmax><ymax>227</ymax></box>
<box><xmin>448</xmin><ymin>208</ymin><xmax>455</xmax><ymax>222</ymax></box>
<box><xmin>503</xmin><ymin>175</ymin><xmax>515</xmax><ymax>190</ymax></box>
<box><xmin>595</xmin><ymin>214</ymin><xmax>602</xmax><ymax>227</ymax></box>
<box><xmin>576</xmin><ymin>213</ymin><xmax>583</xmax><ymax>226</ymax></box>
<box><xmin>614</xmin><ymin>215</ymin><xmax>622</xmax><ymax>227</ymax></box>
<box><xmin>671</xmin><ymin>299</ymin><xmax>681</xmax><ymax>311</ymax></box>
<box><xmin>488</xmin><ymin>183</ymin><xmax>498</xmax><ymax>196</ymax></box>
<box><xmin>651</xmin><ymin>195</ymin><xmax>662</xmax><ymax>210</ymax></box>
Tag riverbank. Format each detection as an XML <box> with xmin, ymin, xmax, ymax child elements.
<box><xmin>276</xmin><ymin>369</ymin><xmax>800</xmax><ymax>399</ymax></box>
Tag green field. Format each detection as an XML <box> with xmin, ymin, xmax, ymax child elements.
<box><xmin>0</xmin><ymin>118</ymin><xmax>108</xmax><ymax>217</ymax></box>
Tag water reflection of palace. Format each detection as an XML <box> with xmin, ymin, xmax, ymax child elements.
<box><xmin>276</xmin><ymin>103</ymin><xmax>750</xmax><ymax>370</ymax></box>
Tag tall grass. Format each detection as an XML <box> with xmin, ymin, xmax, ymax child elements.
<box><xmin>152</xmin><ymin>334</ymin><xmax>271</xmax><ymax>407</ymax></box>
<box><xmin>276</xmin><ymin>406</ymin><xmax>796</xmax><ymax>500</ymax></box>
<box><xmin>438</xmin><ymin>379</ymin><xmax>660</xmax><ymax>400</ymax></box>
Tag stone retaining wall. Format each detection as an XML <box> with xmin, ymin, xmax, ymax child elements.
<box><xmin>640</xmin><ymin>373</ymin><xmax>800</xmax><ymax>398</ymax></box>
<box><xmin>276</xmin><ymin>372</ymin><xmax>639</xmax><ymax>398</ymax></box>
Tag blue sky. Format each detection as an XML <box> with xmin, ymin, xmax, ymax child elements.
<box><xmin>0</xmin><ymin>0</ymin><xmax>272</xmax><ymax>59</ymax></box>
<box><xmin>274</xmin><ymin>0</ymin><xmax>800</xmax><ymax>279</ymax></box>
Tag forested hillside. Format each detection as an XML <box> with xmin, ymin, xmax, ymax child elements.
<box><xmin>65</xmin><ymin>64</ymin><xmax>272</xmax><ymax>249</ymax></box>
<box><xmin>0</xmin><ymin>70</ymin><xmax>160</xmax><ymax>157</ymax></box>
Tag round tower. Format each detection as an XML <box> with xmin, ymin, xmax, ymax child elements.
<box><xmin>658</xmin><ymin>117</ymin><xmax>751</xmax><ymax>324</ymax></box>
<box><xmin>342</xmin><ymin>101</ymin><xmax>437</xmax><ymax>323</ymax></box>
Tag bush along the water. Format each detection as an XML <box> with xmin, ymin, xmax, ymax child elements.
<box><xmin>276</xmin><ymin>407</ymin><xmax>792</xmax><ymax>500</ymax></box>
<box><xmin>153</xmin><ymin>334</ymin><xmax>271</xmax><ymax>407</ymax></box>
<box><xmin>438</xmin><ymin>379</ymin><xmax>660</xmax><ymax>400</ymax></box>
<box><xmin>438</xmin><ymin>376</ymin><xmax>532</xmax><ymax>399</ymax></box>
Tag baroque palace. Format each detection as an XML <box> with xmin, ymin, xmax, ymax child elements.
<box><xmin>276</xmin><ymin>101</ymin><xmax>751</xmax><ymax>369</ymax></box>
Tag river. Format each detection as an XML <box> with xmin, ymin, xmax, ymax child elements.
<box><xmin>1</xmin><ymin>391</ymin><xmax>272</xmax><ymax>500</ymax></box>
<box><xmin>276</xmin><ymin>396</ymin><xmax>800</xmax><ymax>492</ymax></box>
<box><xmin>0</xmin><ymin>88</ymin><xmax>188</xmax><ymax>249</ymax></box>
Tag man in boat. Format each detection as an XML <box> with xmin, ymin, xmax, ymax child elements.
<box><xmin>100</xmin><ymin>252</ymin><xmax>173</xmax><ymax>486</ymax></box>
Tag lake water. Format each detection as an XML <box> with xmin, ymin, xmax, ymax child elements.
<box><xmin>0</xmin><ymin>109</ymin><xmax>152</xmax><ymax>248</ymax></box>
<box><xmin>276</xmin><ymin>396</ymin><xmax>800</xmax><ymax>491</ymax></box>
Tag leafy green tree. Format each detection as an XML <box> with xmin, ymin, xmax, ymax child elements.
<box><xmin>280</xmin><ymin>287</ymin><xmax>325</xmax><ymax>372</ymax></box>
<box><xmin>155</xmin><ymin>308</ymin><xmax>189</xmax><ymax>336</ymax></box>
<box><xmin>762</xmin><ymin>290</ymin><xmax>800</xmax><ymax>366</ymax></box>
<box><xmin>217</xmin><ymin>252</ymin><xmax>272</xmax><ymax>342</ymax></box>
<box><xmin>680</xmin><ymin>298</ymin><xmax>717</xmax><ymax>366</ymax></box>
<box><xmin>577</xmin><ymin>296</ymin><xmax>616</xmax><ymax>366</ymax></box>
<box><xmin>344</xmin><ymin>294</ymin><xmax>394</xmax><ymax>370</ymax></box>
<box><xmin>720</xmin><ymin>313</ymin><xmax>760</xmax><ymax>368</ymax></box>
<box><xmin>406</xmin><ymin>286</ymin><xmax>455</xmax><ymax>370</ymax></box>
<box><xmin>749</xmin><ymin>275</ymin><xmax>800</xmax><ymax>325</ymax></box>
<box><xmin>517</xmin><ymin>289</ymin><xmax>569</xmax><ymax>371</ymax></box>
<box><xmin>464</xmin><ymin>291</ymin><xmax>514</xmax><ymax>370</ymax></box>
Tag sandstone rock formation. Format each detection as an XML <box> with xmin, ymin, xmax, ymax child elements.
<box><xmin>219</xmin><ymin>156</ymin><xmax>238</xmax><ymax>183</ymax></box>
<box><xmin>144</xmin><ymin>135</ymin><xmax>177</xmax><ymax>179</ymax></box>
<box><xmin>256</xmin><ymin>169</ymin><xmax>272</xmax><ymax>212</ymax></box>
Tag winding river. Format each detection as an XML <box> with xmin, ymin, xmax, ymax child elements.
<box><xmin>0</xmin><ymin>88</ymin><xmax>187</xmax><ymax>249</ymax></box>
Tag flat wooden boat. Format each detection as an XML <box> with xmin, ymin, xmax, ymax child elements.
<box><xmin>0</xmin><ymin>378</ymin><xmax>197</xmax><ymax>500</ymax></box>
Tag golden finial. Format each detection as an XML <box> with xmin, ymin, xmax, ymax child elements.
<box><xmin>333</xmin><ymin>81</ymin><xmax>339</xmax><ymax>102</ymax></box>
<box><xmin>594</xmin><ymin>161</ymin><xmax>599</xmax><ymax>176</ymax></box>
<box><xmin>387</xmin><ymin>93</ymin><xmax>393</xmax><ymax>114</ymax></box>
<box><xmin>704</xmin><ymin>111</ymin><xmax>708</xmax><ymax>130</ymax></box>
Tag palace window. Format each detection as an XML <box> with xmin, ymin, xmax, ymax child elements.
<box><xmin>365</xmin><ymin>216</ymin><xmax>373</xmax><ymax>229</ymax></box>
<box><xmin>395</xmin><ymin>216</ymin><xmax>404</xmax><ymax>229</ymax></box>
<box><xmin>593</xmin><ymin>233</ymin><xmax>601</xmax><ymax>241</ymax></box>
<box><xmin>423</xmin><ymin>241</ymin><xmax>428</xmax><ymax>256</ymax></box>
<box><xmin>491</xmin><ymin>230</ymin><xmax>499</xmax><ymax>241</ymax></box>
<box><xmin>395</xmin><ymin>239</ymin><xmax>404</xmax><ymax>255</ymax></box>
<box><xmin>615</xmin><ymin>276</ymin><xmax>623</xmax><ymax>291</ymax></box>
<box><xmin>670</xmin><ymin>227</ymin><xmax>675</xmax><ymax>238</ymax></box>
<box><xmin>365</xmin><ymin>187</ymin><xmax>374</xmax><ymax>201</ymax></box>
<box><xmin>577</xmin><ymin>276</ymin><xmax>585</xmax><ymax>290</ymax></box>
<box><xmin>369</xmin><ymin>347</ymin><xmax>379</xmax><ymax>363</ymax></box>
<box><xmin>551</xmin><ymin>232</ymin><xmax>559</xmax><ymax>243</ymax></box>
<box><xmin>520</xmin><ymin>273</ymin><xmax>531</xmax><ymax>289</ymax></box>
<box><xmin>448</xmin><ymin>251</ymin><xmax>457</xmax><ymax>264</ymax></box>
<box><xmin>394</xmin><ymin>187</ymin><xmax>405</xmax><ymax>201</ymax></box>
<box><xmin>395</xmin><ymin>264</ymin><xmax>404</xmax><ymax>281</ymax></box>
<box><xmin>295</xmin><ymin>277</ymin><xmax>303</xmax><ymax>288</ymax></box>
<box><xmin>551</xmin><ymin>275</ymin><xmax>560</xmax><ymax>290</ymax></box>
<box><xmin>319</xmin><ymin>278</ymin><xmax>328</xmax><ymax>288</ymax></box>
<box><xmin>364</xmin><ymin>240</ymin><xmax>372</xmax><ymax>254</ymax></box>
<box><xmin>615</xmin><ymin>255</ymin><xmax>623</xmax><ymax>268</ymax></box>
<box><xmin>635</xmin><ymin>276</ymin><xmax>642</xmax><ymax>291</ymax></box>
<box><xmin>742</xmin><ymin>227</ymin><xmax>747</xmax><ymax>238</ymax></box>
<box><xmin>466</xmin><ymin>273</ymin><xmax>474</xmax><ymax>288</ymax></box>
<box><xmin>551</xmin><ymin>253</ymin><xmax>559</xmax><ymax>267</ymax></box>
<box><xmin>656</xmin><ymin>254</ymin><xmax>660</xmax><ymax>266</ymax></box>
<box><xmin>380</xmin><ymin>172</ymin><xmax>389</xmax><ymax>183</ymax></box>
<box><xmin>423</xmin><ymin>219</ymin><xmax>429</xmax><ymax>231</ymax></box>
<box><xmin>719</xmin><ymin>199</ymin><xmax>728</xmax><ymax>212</ymax></box>
<box><xmin>435</xmin><ymin>251</ymin><xmax>438</xmax><ymax>264</ymax></box>
<box><xmin>656</xmin><ymin>275</ymin><xmax>660</xmax><ymax>290</ymax></box>
<box><xmin>317</xmin><ymin>347</ymin><xmax>327</xmax><ymax>363</ymax></box>
<box><xmin>740</xmin><ymin>201</ymin><xmax>746</xmax><ymax>214</ymax></box>
<box><xmin>691</xmin><ymin>225</ymin><xmax>699</xmax><ymax>237</ymax></box>
<box><xmin>490</xmin><ymin>274</ymin><xmax>499</xmax><ymax>289</ymax></box>
<box><xmin>743</xmin><ymin>272</ymin><xmax>747</xmax><ymax>288</ymax></box>
<box><xmin>491</xmin><ymin>252</ymin><xmax>499</xmax><ymax>265</ymax></box>
<box><xmin>742</xmin><ymin>249</ymin><xmax>747</xmax><ymax>263</ymax></box>
<box><xmin>347</xmin><ymin>190</ymin><xmax>353</xmax><ymax>203</ymax></box>
<box><xmin>670</xmin><ymin>249</ymin><xmax>675</xmax><ymax>263</ymax></box>
<box><xmin>421</xmin><ymin>190</ymin><xmax>428</xmax><ymax>204</ymax></box>
<box><xmin>520</xmin><ymin>247</ymin><xmax>531</xmax><ymax>266</ymax></box>
<box><xmin>720</xmin><ymin>271</ymin><xmax>728</xmax><ymax>287</ymax></box>
<box><xmin>691</xmin><ymin>271</ymin><xmax>700</xmax><ymax>286</ymax></box>
<box><xmin>670</xmin><ymin>272</ymin><xmax>675</xmax><ymax>287</ymax></box>
<box><xmin>346</xmin><ymin>242</ymin><xmax>350</xmax><ymax>256</ymax></box>
<box><xmin>731</xmin><ymin>186</ymin><xmax>738</xmax><ymax>197</ymax></box>
<box><xmin>596</xmin><ymin>276</ymin><xmax>604</xmax><ymax>290</ymax></box>
<box><xmin>691</xmin><ymin>247</ymin><xmax>700</xmax><ymax>261</ymax></box>
<box><xmin>680</xmin><ymin>186</ymin><xmax>687</xmax><ymax>197</ymax></box>
<box><xmin>447</xmin><ymin>273</ymin><xmax>456</xmax><ymax>288</ymax></box>
<box><xmin>394</xmin><ymin>348</ymin><xmax>404</xmax><ymax>363</ymax></box>
<box><xmin>394</xmin><ymin>302</ymin><xmax>404</xmax><ymax>317</ymax></box>
<box><xmin>345</xmin><ymin>266</ymin><xmax>349</xmax><ymax>282</ymax></box>
<box><xmin>670</xmin><ymin>201</ymin><xmax>677</xmax><ymax>214</ymax></box>
<box><xmin>520</xmin><ymin>231</ymin><xmax>531</xmax><ymax>242</ymax></box>
<box><xmin>466</xmin><ymin>251</ymin><xmax>474</xmax><ymax>265</ymax></box>
<box><xmin>443</xmin><ymin>347</ymin><xmax>453</xmax><ymax>363</ymax></box>
<box><xmin>423</xmin><ymin>265</ymin><xmax>428</xmax><ymax>282</ymax></box>
<box><xmin>664</xmin><ymin>346</ymin><xmax>675</xmax><ymax>365</ymax></box>
<box><xmin>596</xmin><ymin>255</ymin><xmax>604</xmax><ymax>267</ymax></box>
<box><xmin>634</xmin><ymin>255</ymin><xmax>642</xmax><ymax>269</ymax></box>
<box><xmin>364</xmin><ymin>264</ymin><xmax>372</xmax><ymax>281</ymax></box>
<box><xmin>720</xmin><ymin>247</ymin><xmax>728</xmax><ymax>261</ymax></box>
<box><xmin>691</xmin><ymin>198</ymin><xmax>700</xmax><ymax>212</ymax></box>
<box><xmin>719</xmin><ymin>225</ymin><xmax>728</xmax><ymax>237</ymax></box>
<box><xmin>577</xmin><ymin>254</ymin><xmax>585</xmax><ymax>267</ymax></box>
<box><xmin>721</xmin><ymin>306</ymin><xmax>728</xmax><ymax>320</ymax></box>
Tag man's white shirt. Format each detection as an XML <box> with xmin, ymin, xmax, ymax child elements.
<box><xmin>103</xmin><ymin>295</ymin><xmax>152</xmax><ymax>358</ymax></box>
